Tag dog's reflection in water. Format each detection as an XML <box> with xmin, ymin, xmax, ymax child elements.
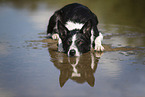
<box><xmin>48</xmin><ymin>48</ymin><xmax>103</xmax><ymax>87</ymax></box>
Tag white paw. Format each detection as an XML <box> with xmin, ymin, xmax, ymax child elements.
<box><xmin>52</xmin><ymin>34</ymin><xmax>59</xmax><ymax>40</ymax></box>
<box><xmin>95</xmin><ymin>44</ymin><xmax>104</xmax><ymax>51</ymax></box>
<box><xmin>94</xmin><ymin>32</ymin><xmax>104</xmax><ymax>51</ymax></box>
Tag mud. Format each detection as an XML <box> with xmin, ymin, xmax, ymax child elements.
<box><xmin>26</xmin><ymin>37</ymin><xmax>142</xmax><ymax>52</ymax></box>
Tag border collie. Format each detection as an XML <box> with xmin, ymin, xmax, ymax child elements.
<box><xmin>47</xmin><ymin>3</ymin><xmax>104</xmax><ymax>56</ymax></box>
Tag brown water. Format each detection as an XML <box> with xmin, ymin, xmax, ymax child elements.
<box><xmin>0</xmin><ymin>0</ymin><xmax>145</xmax><ymax>97</ymax></box>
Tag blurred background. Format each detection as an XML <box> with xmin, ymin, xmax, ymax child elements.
<box><xmin>0</xmin><ymin>0</ymin><xmax>145</xmax><ymax>29</ymax></box>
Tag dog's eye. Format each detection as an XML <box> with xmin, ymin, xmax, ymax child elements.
<box><xmin>77</xmin><ymin>41</ymin><xmax>83</xmax><ymax>45</ymax></box>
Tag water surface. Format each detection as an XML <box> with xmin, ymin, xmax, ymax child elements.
<box><xmin>0</xmin><ymin>1</ymin><xmax>145</xmax><ymax>97</ymax></box>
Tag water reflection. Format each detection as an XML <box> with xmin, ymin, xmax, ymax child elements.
<box><xmin>48</xmin><ymin>47</ymin><xmax>103</xmax><ymax>87</ymax></box>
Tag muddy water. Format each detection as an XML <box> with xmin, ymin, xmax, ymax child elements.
<box><xmin>0</xmin><ymin>1</ymin><xmax>145</xmax><ymax>97</ymax></box>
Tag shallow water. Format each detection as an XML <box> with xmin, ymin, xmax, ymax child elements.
<box><xmin>0</xmin><ymin>1</ymin><xmax>145</xmax><ymax>97</ymax></box>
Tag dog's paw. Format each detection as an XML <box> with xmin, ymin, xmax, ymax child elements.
<box><xmin>94</xmin><ymin>44</ymin><xmax>104</xmax><ymax>51</ymax></box>
<box><xmin>52</xmin><ymin>34</ymin><xmax>59</xmax><ymax>40</ymax></box>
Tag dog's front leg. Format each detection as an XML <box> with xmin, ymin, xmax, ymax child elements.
<box><xmin>58</xmin><ymin>37</ymin><xmax>64</xmax><ymax>52</ymax></box>
<box><xmin>94</xmin><ymin>33</ymin><xmax>104</xmax><ymax>51</ymax></box>
<box><xmin>51</xmin><ymin>33</ymin><xmax>64</xmax><ymax>52</ymax></box>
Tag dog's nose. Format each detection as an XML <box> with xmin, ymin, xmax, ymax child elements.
<box><xmin>69</xmin><ymin>49</ymin><xmax>76</xmax><ymax>56</ymax></box>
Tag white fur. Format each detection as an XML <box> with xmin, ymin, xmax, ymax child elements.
<box><xmin>91</xmin><ymin>29</ymin><xmax>94</xmax><ymax>49</ymax></box>
<box><xmin>94</xmin><ymin>33</ymin><xmax>104</xmax><ymax>51</ymax></box>
<box><xmin>52</xmin><ymin>34</ymin><xmax>64</xmax><ymax>52</ymax></box>
<box><xmin>91</xmin><ymin>53</ymin><xmax>95</xmax><ymax>70</ymax></box>
<box><xmin>52</xmin><ymin>33</ymin><xmax>59</xmax><ymax>40</ymax></box>
<box><xmin>68</xmin><ymin>57</ymin><xmax>81</xmax><ymax>77</ymax></box>
<box><xmin>65</xmin><ymin>21</ymin><xmax>83</xmax><ymax>30</ymax></box>
<box><xmin>68</xmin><ymin>34</ymin><xmax>80</xmax><ymax>56</ymax></box>
<box><xmin>58</xmin><ymin>37</ymin><xmax>64</xmax><ymax>52</ymax></box>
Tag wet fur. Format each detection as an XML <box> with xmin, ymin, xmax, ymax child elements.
<box><xmin>47</xmin><ymin>3</ymin><xmax>104</xmax><ymax>56</ymax></box>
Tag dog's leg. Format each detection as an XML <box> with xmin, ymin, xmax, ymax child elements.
<box><xmin>91</xmin><ymin>29</ymin><xmax>94</xmax><ymax>49</ymax></box>
<box><xmin>94</xmin><ymin>33</ymin><xmax>104</xmax><ymax>51</ymax></box>
<box><xmin>57</xmin><ymin>36</ymin><xmax>64</xmax><ymax>52</ymax></box>
<box><xmin>51</xmin><ymin>33</ymin><xmax>63</xmax><ymax>52</ymax></box>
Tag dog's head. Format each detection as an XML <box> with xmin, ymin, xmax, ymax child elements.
<box><xmin>57</xmin><ymin>20</ymin><xmax>92</xmax><ymax>56</ymax></box>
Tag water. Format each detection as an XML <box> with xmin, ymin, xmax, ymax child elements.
<box><xmin>0</xmin><ymin>1</ymin><xmax>145</xmax><ymax>97</ymax></box>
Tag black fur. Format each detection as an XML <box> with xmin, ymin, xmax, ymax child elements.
<box><xmin>57</xmin><ymin>19</ymin><xmax>92</xmax><ymax>54</ymax></box>
<box><xmin>47</xmin><ymin>3</ymin><xmax>99</xmax><ymax>37</ymax></box>
<box><xmin>47</xmin><ymin>3</ymin><xmax>102</xmax><ymax>56</ymax></box>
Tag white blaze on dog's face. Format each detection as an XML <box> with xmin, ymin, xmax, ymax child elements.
<box><xmin>67</xmin><ymin>34</ymin><xmax>80</xmax><ymax>56</ymax></box>
<box><xmin>57</xmin><ymin>20</ymin><xmax>92</xmax><ymax>56</ymax></box>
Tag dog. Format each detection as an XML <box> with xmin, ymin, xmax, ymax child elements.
<box><xmin>47</xmin><ymin>3</ymin><xmax>104</xmax><ymax>56</ymax></box>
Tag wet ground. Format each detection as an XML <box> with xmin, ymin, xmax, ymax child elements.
<box><xmin>0</xmin><ymin>1</ymin><xmax>145</xmax><ymax>97</ymax></box>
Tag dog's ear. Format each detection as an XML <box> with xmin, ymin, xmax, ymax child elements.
<box><xmin>80</xmin><ymin>19</ymin><xmax>92</xmax><ymax>38</ymax></box>
<box><xmin>59</xmin><ymin>70</ymin><xmax>69</xmax><ymax>87</ymax></box>
<box><xmin>57</xmin><ymin>20</ymin><xmax>69</xmax><ymax>40</ymax></box>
